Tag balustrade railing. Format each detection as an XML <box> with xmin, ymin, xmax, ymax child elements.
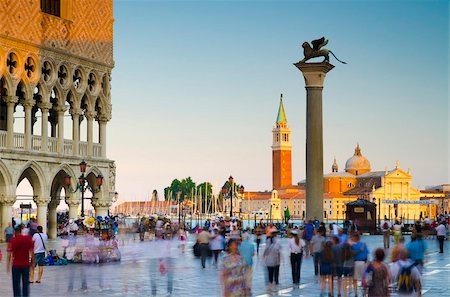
<box><xmin>0</xmin><ymin>131</ymin><xmax>6</xmax><ymax>147</ymax></box>
<box><xmin>0</xmin><ymin>132</ymin><xmax>103</xmax><ymax>158</ymax></box>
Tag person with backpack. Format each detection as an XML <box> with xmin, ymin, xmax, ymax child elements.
<box><xmin>381</xmin><ymin>216</ymin><xmax>391</xmax><ymax>249</ymax></box>
<box><xmin>389</xmin><ymin>247</ymin><xmax>422</xmax><ymax>296</ymax></box>
<box><xmin>288</xmin><ymin>230</ymin><xmax>305</xmax><ymax>287</ymax></box>
<box><xmin>362</xmin><ymin>248</ymin><xmax>390</xmax><ymax>297</ymax></box>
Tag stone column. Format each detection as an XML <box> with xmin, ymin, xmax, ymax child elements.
<box><xmin>98</xmin><ymin>117</ymin><xmax>108</xmax><ymax>158</ymax></box>
<box><xmin>47</xmin><ymin>199</ymin><xmax>59</xmax><ymax>239</ymax></box>
<box><xmin>22</xmin><ymin>100</ymin><xmax>35</xmax><ymax>150</ymax></box>
<box><xmin>38</xmin><ymin>102</ymin><xmax>52</xmax><ymax>152</ymax></box>
<box><xmin>0</xmin><ymin>196</ymin><xmax>15</xmax><ymax>242</ymax></box>
<box><xmin>66</xmin><ymin>196</ymin><xmax>80</xmax><ymax>220</ymax></box>
<box><xmin>70</xmin><ymin>108</ymin><xmax>82</xmax><ymax>156</ymax></box>
<box><xmin>56</xmin><ymin>106</ymin><xmax>68</xmax><ymax>153</ymax></box>
<box><xmin>92</xmin><ymin>199</ymin><xmax>111</xmax><ymax>218</ymax></box>
<box><xmin>34</xmin><ymin>197</ymin><xmax>51</xmax><ymax>234</ymax></box>
<box><xmin>85</xmin><ymin>111</ymin><xmax>96</xmax><ymax>157</ymax></box>
<box><xmin>5</xmin><ymin>96</ymin><xmax>18</xmax><ymax>148</ymax></box>
<box><xmin>294</xmin><ymin>62</ymin><xmax>334</xmax><ymax>221</ymax></box>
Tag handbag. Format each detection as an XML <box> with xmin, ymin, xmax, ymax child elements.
<box><xmin>193</xmin><ymin>242</ymin><xmax>200</xmax><ymax>257</ymax></box>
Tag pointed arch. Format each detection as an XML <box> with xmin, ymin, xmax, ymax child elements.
<box><xmin>1</xmin><ymin>75</ymin><xmax>14</xmax><ymax>97</ymax></box>
<box><xmin>49</xmin><ymin>163</ymin><xmax>77</xmax><ymax>205</ymax></box>
<box><xmin>16</xmin><ymin>161</ymin><xmax>47</xmax><ymax>198</ymax></box>
<box><xmin>15</xmin><ymin>80</ymin><xmax>32</xmax><ymax>100</ymax></box>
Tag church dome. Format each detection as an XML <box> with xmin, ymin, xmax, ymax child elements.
<box><xmin>345</xmin><ymin>144</ymin><xmax>371</xmax><ymax>175</ymax></box>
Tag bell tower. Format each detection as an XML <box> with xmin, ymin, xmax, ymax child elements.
<box><xmin>272</xmin><ymin>94</ymin><xmax>292</xmax><ymax>189</ymax></box>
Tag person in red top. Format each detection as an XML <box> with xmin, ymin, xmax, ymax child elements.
<box><xmin>7</xmin><ymin>225</ymin><xmax>34</xmax><ymax>297</ymax></box>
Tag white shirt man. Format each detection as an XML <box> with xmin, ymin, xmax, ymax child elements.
<box><xmin>30</xmin><ymin>226</ymin><xmax>48</xmax><ymax>283</ymax></box>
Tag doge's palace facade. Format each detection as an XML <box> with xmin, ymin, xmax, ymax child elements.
<box><xmin>0</xmin><ymin>0</ymin><xmax>115</xmax><ymax>240</ymax></box>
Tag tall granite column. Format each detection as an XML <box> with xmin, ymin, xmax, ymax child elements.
<box><xmin>294</xmin><ymin>62</ymin><xmax>334</xmax><ymax>221</ymax></box>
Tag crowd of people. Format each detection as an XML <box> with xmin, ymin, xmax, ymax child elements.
<box><xmin>1</xmin><ymin>212</ymin><xmax>449</xmax><ymax>296</ymax></box>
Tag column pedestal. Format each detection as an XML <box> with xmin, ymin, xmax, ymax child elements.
<box><xmin>294</xmin><ymin>62</ymin><xmax>334</xmax><ymax>221</ymax></box>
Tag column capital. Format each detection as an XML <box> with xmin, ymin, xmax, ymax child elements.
<box><xmin>91</xmin><ymin>199</ymin><xmax>111</xmax><ymax>208</ymax></box>
<box><xmin>0</xmin><ymin>196</ymin><xmax>16</xmax><ymax>206</ymax></box>
<box><xmin>293</xmin><ymin>62</ymin><xmax>334</xmax><ymax>87</ymax></box>
<box><xmin>65</xmin><ymin>197</ymin><xmax>81</xmax><ymax>206</ymax></box>
<box><xmin>21</xmin><ymin>99</ymin><xmax>36</xmax><ymax>109</ymax></box>
<box><xmin>97</xmin><ymin>113</ymin><xmax>111</xmax><ymax>123</ymax></box>
<box><xmin>55</xmin><ymin>105</ymin><xmax>69</xmax><ymax>113</ymax></box>
<box><xmin>3</xmin><ymin>95</ymin><xmax>18</xmax><ymax>104</ymax></box>
<box><xmin>85</xmin><ymin>110</ymin><xmax>97</xmax><ymax>121</ymax></box>
<box><xmin>38</xmin><ymin>102</ymin><xmax>52</xmax><ymax>111</ymax></box>
<box><xmin>34</xmin><ymin>196</ymin><xmax>51</xmax><ymax>206</ymax></box>
<box><xmin>70</xmin><ymin>108</ymin><xmax>83</xmax><ymax>117</ymax></box>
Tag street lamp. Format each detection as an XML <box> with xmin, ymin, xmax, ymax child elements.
<box><xmin>64</xmin><ymin>160</ymin><xmax>103</xmax><ymax>218</ymax></box>
<box><xmin>221</xmin><ymin>176</ymin><xmax>244</xmax><ymax>218</ymax></box>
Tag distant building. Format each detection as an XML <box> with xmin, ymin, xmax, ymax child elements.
<box><xmin>242</xmin><ymin>96</ymin><xmax>447</xmax><ymax>222</ymax></box>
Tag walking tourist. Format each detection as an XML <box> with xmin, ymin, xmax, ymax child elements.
<box><xmin>264</xmin><ymin>230</ymin><xmax>281</xmax><ymax>292</ymax></box>
<box><xmin>7</xmin><ymin>225</ymin><xmax>34</xmax><ymax>297</ymax></box>
<box><xmin>393</xmin><ymin>220</ymin><xmax>403</xmax><ymax>244</ymax></box>
<box><xmin>303</xmin><ymin>220</ymin><xmax>314</xmax><ymax>257</ymax></box>
<box><xmin>288</xmin><ymin>230</ymin><xmax>305</xmax><ymax>287</ymax></box>
<box><xmin>178</xmin><ymin>226</ymin><xmax>187</xmax><ymax>254</ymax></box>
<box><xmin>220</xmin><ymin>239</ymin><xmax>247</xmax><ymax>297</ymax></box>
<box><xmin>341</xmin><ymin>242</ymin><xmax>354</xmax><ymax>297</ymax></box>
<box><xmin>255</xmin><ymin>223</ymin><xmax>264</xmax><ymax>255</ymax></box>
<box><xmin>350</xmin><ymin>232</ymin><xmax>369</xmax><ymax>296</ymax></box>
<box><xmin>319</xmin><ymin>240</ymin><xmax>334</xmax><ymax>297</ymax></box>
<box><xmin>362</xmin><ymin>248</ymin><xmax>390</xmax><ymax>297</ymax></box>
<box><xmin>436</xmin><ymin>221</ymin><xmax>446</xmax><ymax>253</ymax></box>
<box><xmin>5</xmin><ymin>222</ymin><xmax>14</xmax><ymax>243</ymax></box>
<box><xmin>210</xmin><ymin>229</ymin><xmax>225</xmax><ymax>267</ymax></box>
<box><xmin>311</xmin><ymin>229</ymin><xmax>326</xmax><ymax>276</ymax></box>
<box><xmin>406</xmin><ymin>233</ymin><xmax>426</xmax><ymax>272</ymax></box>
<box><xmin>30</xmin><ymin>225</ymin><xmax>48</xmax><ymax>283</ymax></box>
<box><xmin>197</xmin><ymin>226</ymin><xmax>211</xmax><ymax>268</ymax></box>
<box><xmin>331</xmin><ymin>236</ymin><xmax>343</xmax><ymax>297</ymax></box>
<box><xmin>238</xmin><ymin>232</ymin><xmax>255</xmax><ymax>295</ymax></box>
<box><xmin>389</xmin><ymin>247</ymin><xmax>422</xmax><ymax>297</ymax></box>
<box><xmin>380</xmin><ymin>216</ymin><xmax>391</xmax><ymax>249</ymax></box>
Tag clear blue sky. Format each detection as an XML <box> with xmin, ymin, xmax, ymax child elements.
<box><xmin>108</xmin><ymin>0</ymin><xmax>449</xmax><ymax>201</ymax></box>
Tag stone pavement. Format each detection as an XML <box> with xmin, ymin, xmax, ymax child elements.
<box><xmin>0</xmin><ymin>234</ymin><xmax>449</xmax><ymax>297</ymax></box>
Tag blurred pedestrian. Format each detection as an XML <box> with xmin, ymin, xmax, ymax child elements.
<box><xmin>288</xmin><ymin>229</ymin><xmax>305</xmax><ymax>287</ymax></box>
<box><xmin>264</xmin><ymin>230</ymin><xmax>281</xmax><ymax>292</ymax></box>
<box><xmin>239</xmin><ymin>232</ymin><xmax>255</xmax><ymax>295</ymax></box>
<box><xmin>362</xmin><ymin>248</ymin><xmax>390</xmax><ymax>297</ymax></box>
<box><xmin>350</xmin><ymin>232</ymin><xmax>369</xmax><ymax>296</ymax></box>
<box><xmin>5</xmin><ymin>222</ymin><xmax>14</xmax><ymax>243</ymax></box>
<box><xmin>210</xmin><ymin>229</ymin><xmax>225</xmax><ymax>267</ymax></box>
<box><xmin>303</xmin><ymin>220</ymin><xmax>314</xmax><ymax>257</ymax></box>
<box><xmin>331</xmin><ymin>236</ymin><xmax>343</xmax><ymax>297</ymax></box>
<box><xmin>406</xmin><ymin>233</ymin><xmax>426</xmax><ymax>273</ymax></box>
<box><xmin>319</xmin><ymin>240</ymin><xmax>334</xmax><ymax>297</ymax></box>
<box><xmin>380</xmin><ymin>216</ymin><xmax>391</xmax><ymax>249</ymax></box>
<box><xmin>436</xmin><ymin>221</ymin><xmax>446</xmax><ymax>253</ymax></box>
<box><xmin>7</xmin><ymin>225</ymin><xmax>34</xmax><ymax>297</ymax></box>
<box><xmin>311</xmin><ymin>229</ymin><xmax>326</xmax><ymax>276</ymax></box>
<box><xmin>389</xmin><ymin>247</ymin><xmax>422</xmax><ymax>296</ymax></box>
<box><xmin>255</xmin><ymin>224</ymin><xmax>264</xmax><ymax>255</ymax></box>
<box><xmin>393</xmin><ymin>220</ymin><xmax>403</xmax><ymax>245</ymax></box>
<box><xmin>341</xmin><ymin>242</ymin><xmax>354</xmax><ymax>297</ymax></box>
<box><xmin>220</xmin><ymin>239</ymin><xmax>246</xmax><ymax>297</ymax></box>
<box><xmin>197</xmin><ymin>226</ymin><xmax>211</xmax><ymax>268</ymax></box>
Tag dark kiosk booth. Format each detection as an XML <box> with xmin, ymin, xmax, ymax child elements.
<box><xmin>346</xmin><ymin>199</ymin><xmax>377</xmax><ymax>234</ymax></box>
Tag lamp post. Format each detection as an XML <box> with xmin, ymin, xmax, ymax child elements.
<box><xmin>64</xmin><ymin>160</ymin><xmax>103</xmax><ymax>218</ymax></box>
<box><xmin>221</xmin><ymin>176</ymin><xmax>244</xmax><ymax>218</ymax></box>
